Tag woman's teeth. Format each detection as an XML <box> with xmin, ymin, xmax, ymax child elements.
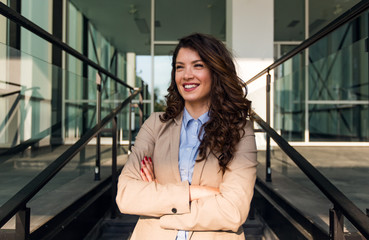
<box><xmin>184</xmin><ymin>84</ymin><xmax>198</xmax><ymax>89</ymax></box>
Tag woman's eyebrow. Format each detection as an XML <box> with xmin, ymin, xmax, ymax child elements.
<box><xmin>176</xmin><ymin>59</ymin><xmax>203</xmax><ymax>64</ymax></box>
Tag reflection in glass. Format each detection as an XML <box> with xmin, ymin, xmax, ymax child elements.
<box><xmin>274</xmin><ymin>54</ymin><xmax>305</xmax><ymax>141</ymax></box>
<box><xmin>309</xmin><ymin>104</ymin><xmax>369</xmax><ymax>141</ymax></box>
<box><xmin>309</xmin><ymin>19</ymin><xmax>368</xmax><ymax>101</ymax></box>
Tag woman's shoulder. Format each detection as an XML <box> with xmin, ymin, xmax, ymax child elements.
<box><xmin>142</xmin><ymin>111</ymin><xmax>180</xmax><ymax>132</ymax></box>
<box><xmin>143</xmin><ymin>112</ymin><xmax>164</xmax><ymax>127</ymax></box>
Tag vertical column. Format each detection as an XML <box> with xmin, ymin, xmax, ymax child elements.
<box><xmin>8</xmin><ymin>0</ymin><xmax>21</xmax><ymax>50</ymax></box>
<box><xmin>82</xmin><ymin>16</ymin><xmax>89</xmax><ymax>135</ymax></box>
<box><xmin>51</xmin><ymin>0</ymin><xmax>63</xmax><ymax>146</ymax></box>
<box><xmin>228</xmin><ymin>0</ymin><xmax>274</xmax><ymax>149</ymax></box>
<box><xmin>7</xmin><ymin>0</ymin><xmax>21</xmax><ymax>146</ymax></box>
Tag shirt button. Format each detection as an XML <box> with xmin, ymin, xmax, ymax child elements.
<box><xmin>187</xmin><ymin>148</ymin><xmax>191</xmax><ymax>151</ymax></box>
<box><xmin>172</xmin><ymin>208</ymin><xmax>177</xmax><ymax>214</ymax></box>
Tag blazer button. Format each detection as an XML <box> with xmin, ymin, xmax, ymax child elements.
<box><xmin>171</xmin><ymin>208</ymin><xmax>177</xmax><ymax>214</ymax></box>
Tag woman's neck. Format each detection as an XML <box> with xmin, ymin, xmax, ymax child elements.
<box><xmin>185</xmin><ymin>103</ymin><xmax>209</xmax><ymax>119</ymax></box>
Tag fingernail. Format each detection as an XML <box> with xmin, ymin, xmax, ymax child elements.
<box><xmin>144</xmin><ymin>156</ymin><xmax>148</xmax><ymax>161</ymax></box>
<box><xmin>141</xmin><ymin>160</ymin><xmax>145</xmax><ymax>165</ymax></box>
<box><xmin>141</xmin><ymin>168</ymin><xmax>144</xmax><ymax>173</ymax></box>
<box><xmin>149</xmin><ymin>157</ymin><xmax>152</xmax><ymax>162</ymax></box>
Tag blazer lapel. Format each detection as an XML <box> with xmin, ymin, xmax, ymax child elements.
<box><xmin>191</xmin><ymin>150</ymin><xmax>210</xmax><ymax>185</ymax></box>
<box><xmin>169</xmin><ymin>112</ymin><xmax>183</xmax><ymax>182</ymax></box>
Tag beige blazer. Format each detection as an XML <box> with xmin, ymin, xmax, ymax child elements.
<box><xmin>116</xmin><ymin>112</ymin><xmax>258</xmax><ymax>240</ymax></box>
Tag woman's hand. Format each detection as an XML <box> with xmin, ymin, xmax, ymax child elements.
<box><xmin>140</xmin><ymin>156</ymin><xmax>157</xmax><ymax>182</ymax></box>
<box><xmin>189</xmin><ymin>185</ymin><xmax>220</xmax><ymax>201</ymax></box>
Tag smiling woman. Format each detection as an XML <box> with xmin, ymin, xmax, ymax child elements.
<box><xmin>116</xmin><ymin>33</ymin><xmax>258</xmax><ymax>240</ymax></box>
<box><xmin>175</xmin><ymin>48</ymin><xmax>212</xmax><ymax>119</ymax></box>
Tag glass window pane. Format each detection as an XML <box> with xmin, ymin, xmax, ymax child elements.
<box><xmin>309</xmin><ymin>16</ymin><xmax>368</xmax><ymax>101</ymax></box>
<box><xmin>154</xmin><ymin>45</ymin><xmax>175</xmax><ymax>112</ymax></box>
<box><xmin>309</xmin><ymin>104</ymin><xmax>368</xmax><ymax>141</ymax></box>
<box><xmin>274</xmin><ymin>55</ymin><xmax>306</xmax><ymax>141</ymax></box>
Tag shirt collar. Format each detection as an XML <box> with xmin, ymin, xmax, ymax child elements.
<box><xmin>183</xmin><ymin>108</ymin><xmax>210</xmax><ymax>127</ymax></box>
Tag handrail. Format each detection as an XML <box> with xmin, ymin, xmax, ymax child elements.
<box><xmin>251</xmin><ymin>112</ymin><xmax>369</xmax><ymax>239</ymax></box>
<box><xmin>0</xmin><ymin>2</ymin><xmax>134</xmax><ymax>91</ymax></box>
<box><xmin>0</xmin><ymin>89</ymin><xmax>141</xmax><ymax>228</ymax></box>
<box><xmin>246</xmin><ymin>0</ymin><xmax>369</xmax><ymax>85</ymax></box>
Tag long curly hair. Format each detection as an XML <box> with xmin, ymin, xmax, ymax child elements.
<box><xmin>160</xmin><ymin>33</ymin><xmax>252</xmax><ymax>173</ymax></box>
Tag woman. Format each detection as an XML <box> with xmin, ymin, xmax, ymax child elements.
<box><xmin>116</xmin><ymin>33</ymin><xmax>257</xmax><ymax>240</ymax></box>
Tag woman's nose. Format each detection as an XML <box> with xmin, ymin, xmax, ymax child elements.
<box><xmin>183</xmin><ymin>68</ymin><xmax>194</xmax><ymax>80</ymax></box>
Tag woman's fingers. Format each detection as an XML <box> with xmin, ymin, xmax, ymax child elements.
<box><xmin>144</xmin><ymin>156</ymin><xmax>154</xmax><ymax>173</ymax></box>
<box><xmin>141</xmin><ymin>156</ymin><xmax>156</xmax><ymax>182</ymax></box>
<box><xmin>140</xmin><ymin>168</ymin><xmax>149</xmax><ymax>182</ymax></box>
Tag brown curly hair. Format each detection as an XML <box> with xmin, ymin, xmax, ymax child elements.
<box><xmin>160</xmin><ymin>33</ymin><xmax>252</xmax><ymax>173</ymax></box>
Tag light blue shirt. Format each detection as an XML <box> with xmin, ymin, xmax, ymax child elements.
<box><xmin>176</xmin><ymin>108</ymin><xmax>209</xmax><ymax>240</ymax></box>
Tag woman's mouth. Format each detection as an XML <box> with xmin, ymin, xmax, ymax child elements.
<box><xmin>183</xmin><ymin>84</ymin><xmax>199</xmax><ymax>91</ymax></box>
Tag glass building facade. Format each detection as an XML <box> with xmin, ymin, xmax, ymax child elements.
<box><xmin>274</xmin><ymin>0</ymin><xmax>368</xmax><ymax>143</ymax></box>
<box><xmin>0</xmin><ymin>0</ymin><xmax>367</xmax><ymax>152</ymax></box>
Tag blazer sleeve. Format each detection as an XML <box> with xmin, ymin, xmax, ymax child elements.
<box><xmin>159</xmin><ymin>120</ymin><xmax>258</xmax><ymax>232</ymax></box>
<box><xmin>116</xmin><ymin>113</ymin><xmax>190</xmax><ymax>217</ymax></box>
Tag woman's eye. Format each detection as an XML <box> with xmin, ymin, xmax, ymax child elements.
<box><xmin>194</xmin><ymin>63</ymin><xmax>204</xmax><ymax>68</ymax></box>
<box><xmin>175</xmin><ymin>65</ymin><xmax>183</xmax><ymax>70</ymax></box>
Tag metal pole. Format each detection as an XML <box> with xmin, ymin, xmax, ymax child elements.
<box><xmin>128</xmin><ymin>103</ymin><xmax>132</xmax><ymax>152</ymax></box>
<box><xmin>95</xmin><ymin>74</ymin><xmax>101</xmax><ymax>181</ymax></box>
<box><xmin>329</xmin><ymin>207</ymin><xmax>344</xmax><ymax>240</ymax></box>
<box><xmin>266</xmin><ymin>72</ymin><xmax>272</xmax><ymax>182</ymax></box>
<box><xmin>139</xmin><ymin>89</ymin><xmax>143</xmax><ymax>126</ymax></box>
<box><xmin>15</xmin><ymin>206</ymin><xmax>30</xmax><ymax>240</ymax></box>
<box><xmin>111</xmin><ymin>116</ymin><xmax>118</xmax><ymax>218</ymax></box>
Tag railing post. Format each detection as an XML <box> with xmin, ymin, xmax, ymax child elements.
<box><xmin>329</xmin><ymin>207</ymin><xmax>344</xmax><ymax>240</ymax></box>
<box><xmin>111</xmin><ymin>116</ymin><xmax>118</xmax><ymax>218</ymax></box>
<box><xmin>266</xmin><ymin>71</ymin><xmax>272</xmax><ymax>182</ymax></box>
<box><xmin>138</xmin><ymin>89</ymin><xmax>143</xmax><ymax>127</ymax></box>
<box><xmin>95</xmin><ymin>73</ymin><xmax>101</xmax><ymax>181</ymax></box>
<box><xmin>128</xmin><ymin>90</ymin><xmax>133</xmax><ymax>152</ymax></box>
<box><xmin>15</xmin><ymin>206</ymin><xmax>30</xmax><ymax>240</ymax></box>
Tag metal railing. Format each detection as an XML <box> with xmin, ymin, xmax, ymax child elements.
<box><xmin>0</xmin><ymin>2</ymin><xmax>144</xmax><ymax>239</ymax></box>
<box><xmin>0</xmin><ymin>89</ymin><xmax>141</xmax><ymax>236</ymax></box>
<box><xmin>252</xmin><ymin>112</ymin><xmax>369</xmax><ymax>239</ymax></box>
<box><xmin>247</xmin><ymin>0</ymin><xmax>369</xmax><ymax>239</ymax></box>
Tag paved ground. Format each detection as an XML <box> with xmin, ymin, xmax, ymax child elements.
<box><xmin>257</xmin><ymin>146</ymin><xmax>369</xmax><ymax>234</ymax></box>
<box><xmin>0</xmin><ymin>145</ymin><xmax>368</xmax><ymax>237</ymax></box>
<box><xmin>0</xmin><ymin>145</ymin><xmax>128</xmax><ymax>231</ymax></box>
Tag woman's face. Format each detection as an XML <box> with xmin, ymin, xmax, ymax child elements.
<box><xmin>175</xmin><ymin>47</ymin><xmax>212</xmax><ymax>110</ymax></box>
